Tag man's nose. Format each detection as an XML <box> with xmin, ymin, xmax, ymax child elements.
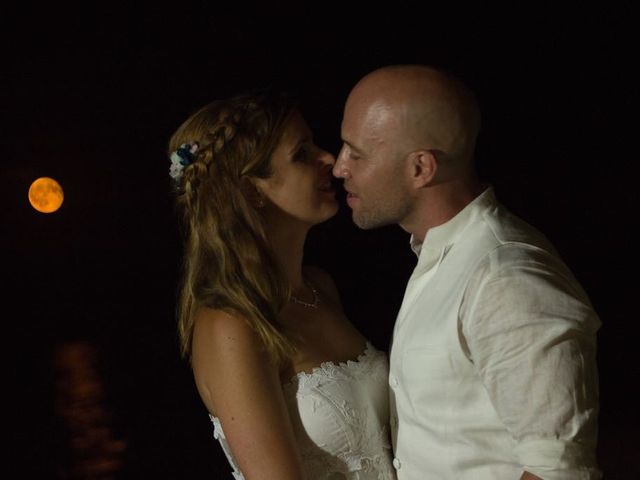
<box><xmin>333</xmin><ymin>147</ymin><xmax>347</xmax><ymax>178</ymax></box>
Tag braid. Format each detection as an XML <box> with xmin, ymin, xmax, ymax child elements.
<box><xmin>180</xmin><ymin>109</ymin><xmax>242</xmax><ymax>213</ymax></box>
<box><xmin>168</xmin><ymin>90</ymin><xmax>298</xmax><ymax>363</ymax></box>
<box><xmin>209</xmin><ymin>113</ymin><xmax>238</xmax><ymax>154</ymax></box>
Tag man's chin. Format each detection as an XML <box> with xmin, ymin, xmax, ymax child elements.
<box><xmin>352</xmin><ymin>213</ymin><xmax>379</xmax><ymax>230</ymax></box>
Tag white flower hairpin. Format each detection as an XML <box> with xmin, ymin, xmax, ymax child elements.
<box><xmin>169</xmin><ymin>142</ymin><xmax>199</xmax><ymax>180</ymax></box>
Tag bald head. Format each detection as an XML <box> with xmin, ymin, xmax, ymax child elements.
<box><xmin>345</xmin><ymin>65</ymin><xmax>481</xmax><ymax>167</ymax></box>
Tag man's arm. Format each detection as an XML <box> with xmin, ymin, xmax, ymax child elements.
<box><xmin>462</xmin><ymin>244</ymin><xmax>601</xmax><ymax>479</ymax></box>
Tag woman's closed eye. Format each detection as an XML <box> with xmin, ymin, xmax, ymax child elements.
<box><xmin>293</xmin><ymin>144</ymin><xmax>312</xmax><ymax>163</ymax></box>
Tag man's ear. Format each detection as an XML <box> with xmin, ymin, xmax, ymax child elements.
<box><xmin>409</xmin><ymin>150</ymin><xmax>438</xmax><ymax>188</ymax></box>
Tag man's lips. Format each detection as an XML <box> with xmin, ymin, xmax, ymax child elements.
<box><xmin>346</xmin><ymin>190</ymin><xmax>359</xmax><ymax>207</ymax></box>
<box><xmin>344</xmin><ymin>185</ymin><xmax>357</xmax><ymax>197</ymax></box>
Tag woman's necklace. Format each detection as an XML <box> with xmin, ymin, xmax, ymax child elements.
<box><xmin>290</xmin><ymin>278</ymin><xmax>320</xmax><ymax>309</ymax></box>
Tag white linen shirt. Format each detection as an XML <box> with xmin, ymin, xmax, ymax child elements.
<box><xmin>389</xmin><ymin>187</ymin><xmax>601</xmax><ymax>479</ymax></box>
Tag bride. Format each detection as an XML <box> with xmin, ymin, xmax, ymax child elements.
<box><xmin>168</xmin><ymin>89</ymin><xmax>396</xmax><ymax>479</ymax></box>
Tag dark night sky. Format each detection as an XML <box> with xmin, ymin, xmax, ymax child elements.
<box><xmin>3</xmin><ymin>3</ymin><xmax>636</xmax><ymax>479</ymax></box>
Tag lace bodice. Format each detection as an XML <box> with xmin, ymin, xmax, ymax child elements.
<box><xmin>209</xmin><ymin>342</ymin><xmax>396</xmax><ymax>480</ymax></box>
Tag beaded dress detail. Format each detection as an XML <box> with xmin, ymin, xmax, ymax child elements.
<box><xmin>209</xmin><ymin>342</ymin><xmax>396</xmax><ymax>479</ymax></box>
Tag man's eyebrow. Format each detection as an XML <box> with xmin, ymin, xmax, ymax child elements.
<box><xmin>342</xmin><ymin>140</ymin><xmax>365</xmax><ymax>156</ymax></box>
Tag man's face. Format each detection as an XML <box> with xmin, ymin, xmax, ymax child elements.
<box><xmin>333</xmin><ymin>96</ymin><xmax>413</xmax><ymax>229</ymax></box>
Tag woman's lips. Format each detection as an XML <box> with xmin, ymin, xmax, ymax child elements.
<box><xmin>318</xmin><ymin>179</ymin><xmax>335</xmax><ymax>193</ymax></box>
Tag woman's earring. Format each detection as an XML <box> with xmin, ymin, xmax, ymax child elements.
<box><xmin>255</xmin><ymin>190</ymin><xmax>266</xmax><ymax>208</ymax></box>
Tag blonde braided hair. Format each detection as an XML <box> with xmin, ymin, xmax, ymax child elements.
<box><xmin>169</xmin><ymin>90</ymin><xmax>297</xmax><ymax>363</ymax></box>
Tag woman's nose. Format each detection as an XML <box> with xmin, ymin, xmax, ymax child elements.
<box><xmin>319</xmin><ymin>149</ymin><xmax>335</xmax><ymax>167</ymax></box>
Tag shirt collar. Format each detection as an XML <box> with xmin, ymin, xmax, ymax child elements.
<box><xmin>410</xmin><ymin>186</ymin><xmax>496</xmax><ymax>258</ymax></box>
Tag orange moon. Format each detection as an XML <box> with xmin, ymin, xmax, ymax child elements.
<box><xmin>28</xmin><ymin>177</ymin><xmax>64</xmax><ymax>213</ymax></box>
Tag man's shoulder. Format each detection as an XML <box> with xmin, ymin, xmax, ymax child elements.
<box><xmin>476</xmin><ymin>202</ymin><xmax>556</xmax><ymax>254</ymax></box>
<box><xmin>450</xmin><ymin>201</ymin><xmax>566</xmax><ymax>278</ymax></box>
<box><xmin>466</xmin><ymin>205</ymin><xmax>579</xmax><ymax>286</ymax></box>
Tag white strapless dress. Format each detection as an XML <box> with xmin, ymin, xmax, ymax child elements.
<box><xmin>209</xmin><ymin>342</ymin><xmax>396</xmax><ymax>479</ymax></box>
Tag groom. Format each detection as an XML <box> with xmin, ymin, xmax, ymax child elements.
<box><xmin>333</xmin><ymin>64</ymin><xmax>601</xmax><ymax>479</ymax></box>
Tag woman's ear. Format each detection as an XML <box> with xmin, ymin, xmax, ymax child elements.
<box><xmin>408</xmin><ymin>149</ymin><xmax>438</xmax><ymax>188</ymax></box>
<box><xmin>240</xmin><ymin>177</ymin><xmax>266</xmax><ymax>209</ymax></box>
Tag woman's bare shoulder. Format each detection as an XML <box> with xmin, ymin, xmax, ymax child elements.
<box><xmin>191</xmin><ymin>308</ymin><xmax>271</xmax><ymax>381</ymax></box>
<box><xmin>192</xmin><ymin>306</ymin><xmax>269</xmax><ymax>359</ymax></box>
<box><xmin>193</xmin><ymin>307</ymin><xmax>257</xmax><ymax>344</ymax></box>
<box><xmin>191</xmin><ymin>307</ymin><xmax>278</xmax><ymax>406</ymax></box>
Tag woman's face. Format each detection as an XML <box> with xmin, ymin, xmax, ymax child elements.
<box><xmin>255</xmin><ymin>111</ymin><xmax>338</xmax><ymax>225</ymax></box>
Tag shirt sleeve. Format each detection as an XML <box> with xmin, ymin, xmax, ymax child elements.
<box><xmin>461</xmin><ymin>242</ymin><xmax>602</xmax><ymax>480</ymax></box>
